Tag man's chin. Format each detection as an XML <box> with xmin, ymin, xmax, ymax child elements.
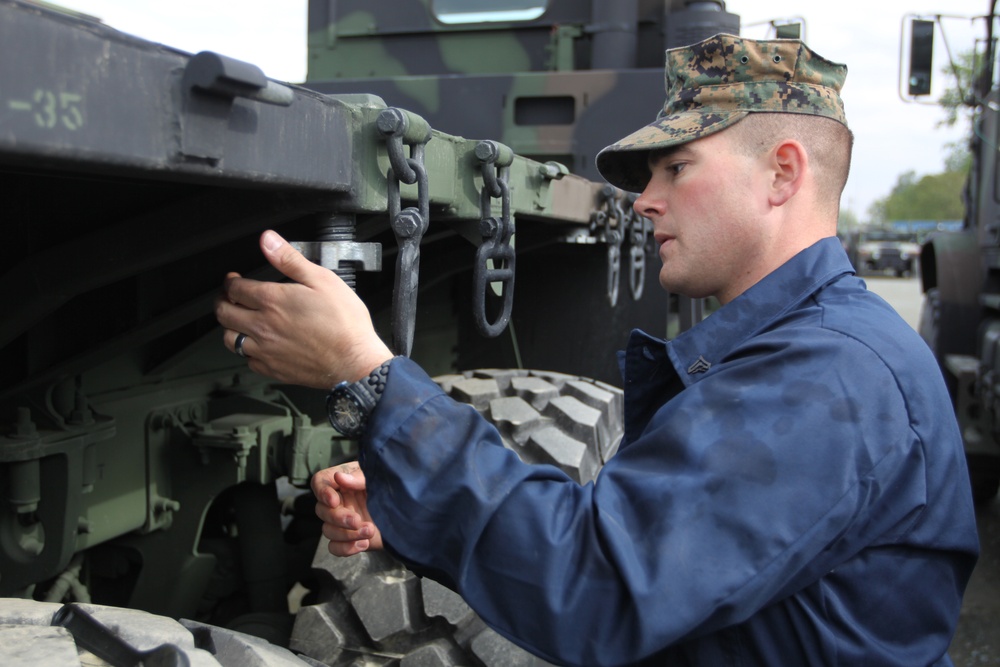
<box><xmin>659</xmin><ymin>274</ymin><xmax>713</xmax><ymax>301</ymax></box>
<box><xmin>659</xmin><ymin>272</ymin><xmax>688</xmax><ymax>296</ymax></box>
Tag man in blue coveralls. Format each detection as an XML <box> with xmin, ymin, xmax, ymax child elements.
<box><xmin>216</xmin><ymin>34</ymin><xmax>979</xmax><ymax>666</ymax></box>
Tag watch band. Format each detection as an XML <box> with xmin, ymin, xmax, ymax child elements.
<box><xmin>359</xmin><ymin>358</ymin><xmax>393</xmax><ymax>401</ymax></box>
<box><xmin>325</xmin><ymin>358</ymin><xmax>394</xmax><ymax>439</ymax></box>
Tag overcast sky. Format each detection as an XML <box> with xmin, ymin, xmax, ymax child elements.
<box><xmin>52</xmin><ymin>0</ymin><xmax>988</xmax><ymax>221</ymax></box>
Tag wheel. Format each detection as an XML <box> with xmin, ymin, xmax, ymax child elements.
<box><xmin>0</xmin><ymin>599</ymin><xmax>323</xmax><ymax>667</ymax></box>
<box><xmin>290</xmin><ymin>369</ymin><xmax>624</xmax><ymax>666</ymax></box>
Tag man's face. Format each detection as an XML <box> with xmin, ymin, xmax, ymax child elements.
<box><xmin>632</xmin><ymin>129</ymin><xmax>771</xmax><ymax>305</ymax></box>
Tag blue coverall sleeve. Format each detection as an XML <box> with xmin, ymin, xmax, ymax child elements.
<box><xmin>361</xmin><ymin>332</ymin><xmax>931</xmax><ymax>666</ymax></box>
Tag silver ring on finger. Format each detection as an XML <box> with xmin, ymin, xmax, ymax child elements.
<box><xmin>234</xmin><ymin>332</ymin><xmax>249</xmax><ymax>358</ymax></box>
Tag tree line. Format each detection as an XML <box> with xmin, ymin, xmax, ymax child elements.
<box><xmin>846</xmin><ymin>50</ymin><xmax>975</xmax><ymax>230</ymax></box>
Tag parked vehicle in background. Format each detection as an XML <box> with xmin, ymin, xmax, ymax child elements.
<box><xmin>845</xmin><ymin>229</ymin><xmax>921</xmax><ymax>277</ymax></box>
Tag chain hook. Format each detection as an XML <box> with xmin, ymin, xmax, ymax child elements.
<box><xmin>473</xmin><ymin>140</ymin><xmax>516</xmax><ymax>337</ymax></box>
<box><xmin>625</xmin><ymin>193</ymin><xmax>650</xmax><ymax>301</ymax></box>
<box><xmin>595</xmin><ymin>185</ymin><xmax>623</xmax><ymax>307</ymax></box>
<box><xmin>378</xmin><ymin>108</ymin><xmax>432</xmax><ymax>357</ymax></box>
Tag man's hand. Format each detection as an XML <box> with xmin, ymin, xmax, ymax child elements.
<box><xmin>312</xmin><ymin>462</ymin><xmax>383</xmax><ymax>556</ymax></box>
<box><xmin>215</xmin><ymin>230</ymin><xmax>393</xmax><ymax>388</ymax></box>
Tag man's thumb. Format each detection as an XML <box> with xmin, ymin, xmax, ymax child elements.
<box><xmin>260</xmin><ymin>230</ymin><xmax>316</xmax><ymax>285</ymax></box>
<box><xmin>334</xmin><ymin>470</ymin><xmax>367</xmax><ymax>491</ymax></box>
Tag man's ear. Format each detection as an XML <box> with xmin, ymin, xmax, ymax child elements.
<box><xmin>768</xmin><ymin>139</ymin><xmax>807</xmax><ymax>207</ymax></box>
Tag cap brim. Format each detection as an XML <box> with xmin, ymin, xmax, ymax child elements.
<box><xmin>596</xmin><ymin>110</ymin><xmax>749</xmax><ymax>192</ymax></box>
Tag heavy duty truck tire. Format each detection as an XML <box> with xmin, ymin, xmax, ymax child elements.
<box><xmin>289</xmin><ymin>369</ymin><xmax>625</xmax><ymax>666</ymax></box>
<box><xmin>0</xmin><ymin>370</ymin><xmax>623</xmax><ymax>667</ymax></box>
<box><xmin>0</xmin><ymin>598</ymin><xmax>325</xmax><ymax>667</ymax></box>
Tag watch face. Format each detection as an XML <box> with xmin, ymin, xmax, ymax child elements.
<box><xmin>331</xmin><ymin>394</ymin><xmax>364</xmax><ymax>432</ymax></box>
<box><xmin>327</xmin><ymin>375</ymin><xmax>382</xmax><ymax>438</ymax></box>
<box><xmin>328</xmin><ymin>387</ymin><xmax>368</xmax><ymax>437</ymax></box>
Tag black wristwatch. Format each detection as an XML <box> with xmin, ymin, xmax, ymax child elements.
<box><xmin>326</xmin><ymin>359</ymin><xmax>392</xmax><ymax>438</ymax></box>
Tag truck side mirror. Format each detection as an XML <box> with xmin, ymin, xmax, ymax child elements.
<box><xmin>908</xmin><ymin>19</ymin><xmax>935</xmax><ymax>96</ymax></box>
<box><xmin>774</xmin><ymin>23</ymin><xmax>801</xmax><ymax>40</ymax></box>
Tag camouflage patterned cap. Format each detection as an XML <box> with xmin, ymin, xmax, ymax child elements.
<box><xmin>596</xmin><ymin>33</ymin><xmax>848</xmax><ymax>193</ymax></box>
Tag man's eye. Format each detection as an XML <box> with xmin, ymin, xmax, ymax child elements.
<box><xmin>668</xmin><ymin>163</ymin><xmax>686</xmax><ymax>175</ymax></box>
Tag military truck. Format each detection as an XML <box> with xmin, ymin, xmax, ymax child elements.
<box><xmin>844</xmin><ymin>229</ymin><xmax>921</xmax><ymax>277</ymax></box>
<box><xmin>0</xmin><ymin>1</ymin><xmax>790</xmax><ymax>664</ymax></box>
<box><xmin>907</xmin><ymin>2</ymin><xmax>1000</xmax><ymax>503</ymax></box>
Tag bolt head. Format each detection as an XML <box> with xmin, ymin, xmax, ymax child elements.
<box><xmin>394</xmin><ymin>209</ymin><xmax>423</xmax><ymax>238</ymax></box>
<box><xmin>475</xmin><ymin>141</ymin><xmax>499</xmax><ymax>162</ymax></box>
<box><xmin>376</xmin><ymin>108</ymin><xmax>407</xmax><ymax>136</ymax></box>
<box><xmin>479</xmin><ymin>217</ymin><xmax>500</xmax><ymax>239</ymax></box>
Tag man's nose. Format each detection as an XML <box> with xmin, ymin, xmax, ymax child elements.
<box><xmin>633</xmin><ymin>185</ymin><xmax>665</xmax><ymax>219</ymax></box>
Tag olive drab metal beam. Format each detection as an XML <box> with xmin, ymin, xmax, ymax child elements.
<box><xmin>0</xmin><ymin>0</ymin><xmax>648</xmax><ymax>372</ymax></box>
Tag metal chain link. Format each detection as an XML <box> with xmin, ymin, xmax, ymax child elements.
<box><xmin>473</xmin><ymin>140</ymin><xmax>516</xmax><ymax>337</ymax></box>
<box><xmin>625</xmin><ymin>193</ymin><xmax>650</xmax><ymax>301</ymax></box>
<box><xmin>594</xmin><ymin>185</ymin><xmax>623</xmax><ymax>307</ymax></box>
<box><xmin>378</xmin><ymin>108</ymin><xmax>432</xmax><ymax>358</ymax></box>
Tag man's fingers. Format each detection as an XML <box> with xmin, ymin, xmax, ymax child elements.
<box><xmin>322</xmin><ymin>518</ymin><xmax>374</xmax><ymax>543</ymax></box>
<box><xmin>222</xmin><ymin>329</ymin><xmax>255</xmax><ymax>358</ymax></box>
<box><xmin>312</xmin><ymin>464</ymin><xmax>365</xmax><ymax>502</ymax></box>
<box><xmin>312</xmin><ymin>462</ymin><xmax>381</xmax><ymax>555</ymax></box>
<box><xmin>316</xmin><ymin>502</ymin><xmax>360</xmax><ymax>528</ymax></box>
<box><xmin>311</xmin><ymin>468</ymin><xmax>344</xmax><ymax>508</ymax></box>
<box><xmin>333</xmin><ymin>469</ymin><xmax>367</xmax><ymax>491</ymax></box>
<box><xmin>326</xmin><ymin>537</ymin><xmax>370</xmax><ymax>557</ymax></box>
<box><xmin>217</xmin><ymin>274</ymin><xmax>265</xmax><ymax>325</ymax></box>
<box><xmin>313</xmin><ymin>485</ymin><xmax>342</xmax><ymax>510</ymax></box>
<box><xmin>260</xmin><ymin>230</ymin><xmax>324</xmax><ymax>288</ymax></box>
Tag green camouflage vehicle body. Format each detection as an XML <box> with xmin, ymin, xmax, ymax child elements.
<box><xmin>303</xmin><ymin>0</ymin><xmax>733</xmax><ymax>382</ymax></box>
<box><xmin>0</xmin><ymin>1</ymin><xmax>756</xmax><ymax>664</ymax></box>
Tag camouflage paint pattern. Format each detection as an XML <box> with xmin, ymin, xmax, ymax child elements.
<box><xmin>302</xmin><ymin>0</ymin><xmax>749</xmax><ymax>381</ymax></box>
<box><xmin>596</xmin><ymin>33</ymin><xmax>849</xmax><ymax>192</ymax></box>
<box><xmin>304</xmin><ymin>0</ymin><xmax>755</xmax><ymax>188</ymax></box>
<box><xmin>307</xmin><ymin>0</ymin><xmax>568</xmax><ymax>79</ymax></box>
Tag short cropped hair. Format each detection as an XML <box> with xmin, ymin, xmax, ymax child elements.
<box><xmin>728</xmin><ymin>113</ymin><xmax>854</xmax><ymax>212</ymax></box>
